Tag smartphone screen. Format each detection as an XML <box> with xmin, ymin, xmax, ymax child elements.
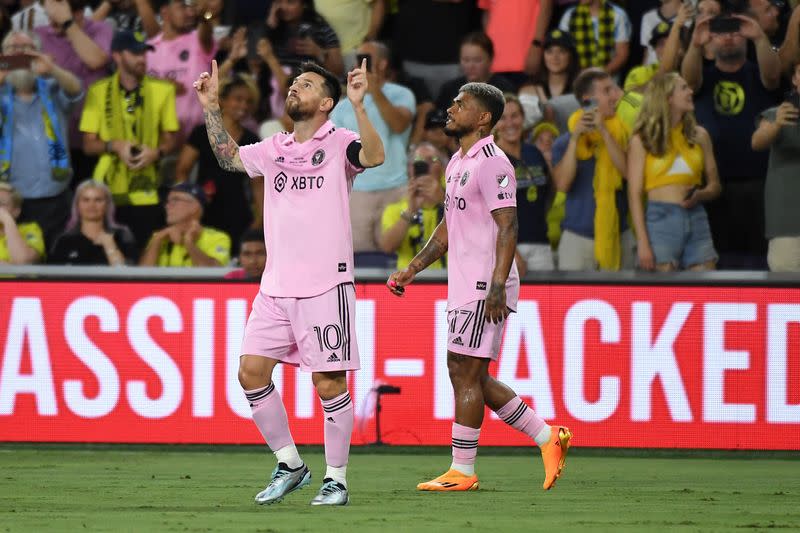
<box><xmin>0</xmin><ymin>55</ymin><xmax>32</xmax><ymax>71</ymax></box>
<box><xmin>356</xmin><ymin>53</ymin><xmax>372</xmax><ymax>73</ymax></box>
<box><xmin>412</xmin><ymin>160</ymin><xmax>430</xmax><ymax>178</ymax></box>
<box><xmin>709</xmin><ymin>16</ymin><xmax>741</xmax><ymax>34</ymax></box>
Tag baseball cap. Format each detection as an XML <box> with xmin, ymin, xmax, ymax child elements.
<box><xmin>649</xmin><ymin>21</ymin><xmax>673</xmax><ymax>47</ymax></box>
<box><xmin>111</xmin><ymin>30</ymin><xmax>155</xmax><ymax>54</ymax></box>
<box><xmin>171</xmin><ymin>182</ymin><xmax>207</xmax><ymax>207</ymax></box>
<box><xmin>544</xmin><ymin>29</ymin><xmax>576</xmax><ymax>51</ymax></box>
<box><xmin>425</xmin><ymin>108</ymin><xmax>447</xmax><ymax>130</ymax></box>
<box><xmin>531</xmin><ymin>121</ymin><xmax>560</xmax><ymax>141</ymax></box>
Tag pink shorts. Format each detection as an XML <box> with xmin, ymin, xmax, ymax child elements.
<box><xmin>447</xmin><ymin>300</ymin><xmax>506</xmax><ymax>360</ymax></box>
<box><xmin>241</xmin><ymin>283</ymin><xmax>360</xmax><ymax>372</ymax></box>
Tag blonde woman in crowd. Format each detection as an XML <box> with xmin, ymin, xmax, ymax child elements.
<box><xmin>627</xmin><ymin>72</ymin><xmax>720</xmax><ymax>272</ymax></box>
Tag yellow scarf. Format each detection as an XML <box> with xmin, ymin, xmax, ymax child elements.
<box><xmin>93</xmin><ymin>73</ymin><xmax>160</xmax><ymax>206</ymax></box>
<box><xmin>568</xmin><ymin>109</ymin><xmax>628</xmax><ymax>270</ymax></box>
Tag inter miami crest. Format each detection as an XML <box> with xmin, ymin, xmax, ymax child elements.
<box><xmin>460</xmin><ymin>171</ymin><xmax>470</xmax><ymax>186</ymax></box>
<box><xmin>312</xmin><ymin>149</ymin><xmax>325</xmax><ymax>166</ymax></box>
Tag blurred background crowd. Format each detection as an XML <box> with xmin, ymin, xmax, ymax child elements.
<box><xmin>1</xmin><ymin>0</ymin><xmax>799</xmax><ymax>278</ymax></box>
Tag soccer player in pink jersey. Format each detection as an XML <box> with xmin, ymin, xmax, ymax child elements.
<box><xmin>193</xmin><ymin>58</ymin><xmax>384</xmax><ymax>506</ymax></box>
<box><xmin>388</xmin><ymin>83</ymin><xmax>572</xmax><ymax>492</ymax></box>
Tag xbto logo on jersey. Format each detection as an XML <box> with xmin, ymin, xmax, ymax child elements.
<box><xmin>445</xmin><ymin>193</ymin><xmax>467</xmax><ymax>211</ymax></box>
<box><xmin>291</xmin><ymin>176</ymin><xmax>325</xmax><ymax>190</ymax></box>
<box><xmin>274</xmin><ymin>172</ymin><xmax>288</xmax><ymax>192</ymax></box>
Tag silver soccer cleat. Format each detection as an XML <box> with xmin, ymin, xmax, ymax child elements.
<box><xmin>254</xmin><ymin>463</ymin><xmax>311</xmax><ymax>505</ymax></box>
<box><xmin>309</xmin><ymin>478</ymin><xmax>349</xmax><ymax>506</ymax></box>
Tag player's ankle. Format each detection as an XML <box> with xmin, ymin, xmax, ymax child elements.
<box><xmin>325</xmin><ymin>465</ymin><xmax>347</xmax><ymax>487</ymax></box>
<box><xmin>450</xmin><ymin>462</ymin><xmax>475</xmax><ymax>476</ymax></box>
<box><xmin>274</xmin><ymin>444</ymin><xmax>303</xmax><ymax>469</ymax></box>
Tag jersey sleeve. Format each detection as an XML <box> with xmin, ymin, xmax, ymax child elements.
<box><xmin>20</xmin><ymin>223</ymin><xmax>45</xmax><ymax>258</ymax></box>
<box><xmin>614</xmin><ymin>7</ymin><xmax>632</xmax><ymax>43</ymax></box>
<box><xmin>199</xmin><ymin>229</ymin><xmax>231</xmax><ymax>266</ymax></box>
<box><xmin>160</xmin><ymin>84</ymin><xmax>180</xmax><ymax>133</ymax></box>
<box><xmin>381</xmin><ymin>200</ymin><xmax>406</xmax><ymax>232</ymax></box>
<box><xmin>238</xmin><ymin>139</ymin><xmax>272</xmax><ymax>179</ymax></box>
<box><xmin>478</xmin><ymin>157</ymin><xmax>517</xmax><ymax>213</ymax></box>
<box><xmin>337</xmin><ymin>129</ymin><xmax>364</xmax><ymax>179</ymax></box>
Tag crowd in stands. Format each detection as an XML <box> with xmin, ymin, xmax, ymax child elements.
<box><xmin>1</xmin><ymin>0</ymin><xmax>800</xmax><ymax>275</ymax></box>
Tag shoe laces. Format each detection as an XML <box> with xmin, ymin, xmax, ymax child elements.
<box><xmin>319</xmin><ymin>480</ymin><xmax>345</xmax><ymax>496</ymax></box>
<box><xmin>267</xmin><ymin>466</ymin><xmax>292</xmax><ymax>487</ymax></box>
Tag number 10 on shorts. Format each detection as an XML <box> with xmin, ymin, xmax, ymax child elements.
<box><xmin>313</xmin><ymin>324</ymin><xmax>349</xmax><ymax>361</ymax></box>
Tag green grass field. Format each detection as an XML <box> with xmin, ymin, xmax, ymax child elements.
<box><xmin>1</xmin><ymin>446</ymin><xmax>798</xmax><ymax>532</ymax></box>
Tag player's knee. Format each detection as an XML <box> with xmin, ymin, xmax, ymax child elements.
<box><xmin>238</xmin><ymin>357</ymin><xmax>268</xmax><ymax>390</ymax></box>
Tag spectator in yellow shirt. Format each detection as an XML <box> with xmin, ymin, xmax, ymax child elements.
<box><xmin>0</xmin><ymin>183</ymin><xmax>45</xmax><ymax>264</ymax></box>
<box><xmin>139</xmin><ymin>182</ymin><xmax>231</xmax><ymax>267</ymax></box>
<box><xmin>379</xmin><ymin>143</ymin><xmax>447</xmax><ymax>270</ymax></box>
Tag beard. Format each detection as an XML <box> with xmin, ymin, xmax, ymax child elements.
<box><xmin>444</xmin><ymin>121</ymin><xmax>472</xmax><ymax>139</ymax></box>
<box><xmin>716</xmin><ymin>46</ymin><xmax>746</xmax><ymax>63</ymax></box>
<box><xmin>286</xmin><ymin>99</ymin><xmax>313</xmax><ymax>122</ymax></box>
<box><xmin>6</xmin><ymin>69</ymin><xmax>36</xmax><ymax>93</ymax></box>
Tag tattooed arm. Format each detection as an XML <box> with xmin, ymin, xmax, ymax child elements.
<box><xmin>386</xmin><ymin>219</ymin><xmax>448</xmax><ymax>296</ymax></box>
<box><xmin>194</xmin><ymin>60</ymin><xmax>245</xmax><ymax>173</ymax></box>
<box><xmin>485</xmin><ymin>207</ymin><xmax>518</xmax><ymax>324</ymax></box>
<box><xmin>203</xmin><ymin>106</ymin><xmax>245</xmax><ymax>172</ymax></box>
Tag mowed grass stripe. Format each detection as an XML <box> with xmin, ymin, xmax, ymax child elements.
<box><xmin>0</xmin><ymin>448</ymin><xmax>798</xmax><ymax>532</ymax></box>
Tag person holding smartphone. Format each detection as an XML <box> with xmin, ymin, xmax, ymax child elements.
<box><xmin>681</xmin><ymin>9</ymin><xmax>780</xmax><ymax>269</ymax></box>
<box><xmin>751</xmin><ymin>60</ymin><xmax>800</xmax><ymax>271</ymax></box>
<box><xmin>627</xmin><ymin>72</ymin><xmax>721</xmax><ymax>272</ymax></box>
<box><xmin>0</xmin><ymin>29</ymin><xmax>82</xmax><ymax>249</ymax></box>
<box><xmin>552</xmin><ymin>67</ymin><xmax>634</xmax><ymax>271</ymax></box>
<box><xmin>379</xmin><ymin>143</ymin><xmax>447</xmax><ymax>270</ymax></box>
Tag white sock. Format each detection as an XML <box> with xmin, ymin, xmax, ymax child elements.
<box><xmin>534</xmin><ymin>425</ymin><xmax>552</xmax><ymax>447</ymax></box>
<box><xmin>274</xmin><ymin>444</ymin><xmax>303</xmax><ymax>469</ymax></box>
<box><xmin>325</xmin><ymin>465</ymin><xmax>347</xmax><ymax>487</ymax></box>
<box><xmin>450</xmin><ymin>462</ymin><xmax>475</xmax><ymax>476</ymax></box>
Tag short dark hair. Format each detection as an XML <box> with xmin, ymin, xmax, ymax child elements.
<box><xmin>459</xmin><ymin>82</ymin><xmax>506</xmax><ymax>128</ymax></box>
<box><xmin>297</xmin><ymin>61</ymin><xmax>342</xmax><ymax>109</ymax></box>
<box><xmin>68</xmin><ymin>0</ymin><xmax>89</xmax><ymax>11</ymax></box>
<box><xmin>573</xmin><ymin>67</ymin><xmax>611</xmax><ymax>101</ymax></box>
<box><xmin>239</xmin><ymin>229</ymin><xmax>265</xmax><ymax>246</ymax></box>
<box><xmin>461</xmin><ymin>31</ymin><xmax>494</xmax><ymax>59</ymax></box>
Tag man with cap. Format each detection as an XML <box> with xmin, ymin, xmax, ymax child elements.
<box><xmin>139</xmin><ymin>181</ymin><xmax>231</xmax><ymax>267</ymax></box>
<box><xmin>80</xmin><ymin>29</ymin><xmax>179</xmax><ymax>254</ymax></box>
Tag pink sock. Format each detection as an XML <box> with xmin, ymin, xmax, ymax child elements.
<box><xmin>451</xmin><ymin>422</ymin><xmax>480</xmax><ymax>466</ymax></box>
<box><xmin>321</xmin><ymin>391</ymin><xmax>354</xmax><ymax>468</ymax></box>
<box><xmin>246</xmin><ymin>383</ymin><xmax>295</xmax><ymax>452</ymax></box>
<box><xmin>496</xmin><ymin>396</ymin><xmax>547</xmax><ymax>444</ymax></box>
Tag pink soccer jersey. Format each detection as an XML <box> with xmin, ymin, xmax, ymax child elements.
<box><xmin>444</xmin><ymin>136</ymin><xmax>520</xmax><ymax>311</ymax></box>
<box><xmin>239</xmin><ymin>120</ymin><xmax>364</xmax><ymax>298</ymax></box>
<box><xmin>147</xmin><ymin>30</ymin><xmax>216</xmax><ymax>141</ymax></box>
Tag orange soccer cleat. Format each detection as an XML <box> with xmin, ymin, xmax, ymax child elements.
<box><xmin>416</xmin><ymin>469</ymin><xmax>479</xmax><ymax>491</ymax></box>
<box><xmin>541</xmin><ymin>426</ymin><xmax>572</xmax><ymax>490</ymax></box>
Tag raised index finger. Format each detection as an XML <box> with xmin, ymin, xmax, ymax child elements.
<box><xmin>211</xmin><ymin>59</ymin><xmax>218</xmax><ymax>80</ymax></box>
<box><xmin>360</xmin><ymin>57</ymin><xmax>367</xmax><ymax>72</ymax></box>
